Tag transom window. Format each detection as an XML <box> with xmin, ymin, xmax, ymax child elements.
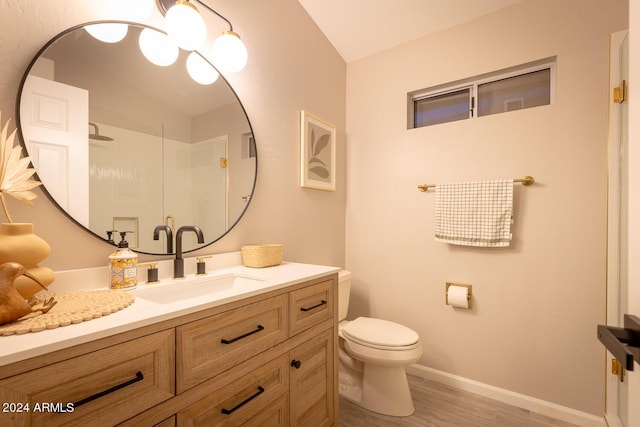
<box><xmin>408</xmin><ymin>58</ymin><xmax>555</xmax><ymax>129</ymax></box>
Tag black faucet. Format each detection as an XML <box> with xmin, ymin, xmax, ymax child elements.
<box><xmin>153</xmin><ymin>225</ymin><xmax>174</xmax><ymax>254</ymax></box>
<box><xmin>174</xmin><ymin>226</ymin><xmax>205</xmax><ymax>278</ymax></box>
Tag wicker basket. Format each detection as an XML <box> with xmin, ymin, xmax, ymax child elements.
<box><xmin>241</xmin><ymin>244</ymin><xmax>283</xmax><ymax>268</ymax></box>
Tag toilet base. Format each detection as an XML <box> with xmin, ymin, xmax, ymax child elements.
<box><xmin>338</xmin><ymin>338</ymin><xmax>417</xmax><ymax>417</ymax></box>
<box><xmin>361</xmin><ymin>364</ymin><xmax>415</xmax><ymax>417</ymax></box>
<box><xmin>339</xmin><ymin>380</ymin><xmax>363</xmax><ymax>404</ymax></box>
<box><xmin>338</xmin><ymin>347</ymin><xmax>363</xmax><ymax>401</ymax></box>
<box><xmin>339</xmin><ymin>361</ymin><xmax>415</xmax><ymax>417</ymax></box>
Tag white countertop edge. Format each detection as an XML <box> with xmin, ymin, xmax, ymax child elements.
<box><xmin>0</xmin><ymin>262</ymin><xmax>340</xmax><ymax>367</ymax></box>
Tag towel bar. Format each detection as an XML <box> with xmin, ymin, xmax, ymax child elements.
<box><xmin>417</xmin><ymin>176</ymin><xmax>535</xmax><ymax>192</ymax></box>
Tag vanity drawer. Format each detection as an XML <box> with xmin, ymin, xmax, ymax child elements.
<box><xmin>177</xmin><ymin>294</ymin><xmax>288</xmax><ymax>392</ymax></box>
<box><xmin>289</xmin><ymin>278</ymin><xmax>335</xmax><ymax>336</ymax></box>
<box><xmin>0</xmin><ymin>329</ymin><xmax>175</xmax><ymax>427</ymax></box>
<box><xmin>176</xmin><ymin>354</ymin><xmax>289</xmax><ymax>426</ymax></box>
<box><xmin>243</xmin><ymin>393</ymin><xmax>289</xmax><ymax>427</ymax></box>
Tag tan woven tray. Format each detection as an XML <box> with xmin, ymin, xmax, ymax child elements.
<box><xmin>0</xmin><ymin>290</ymin><xmax>135</xmax><ymax>336</ymax></box>
<box><xmin>241</xmin><ymin>244</ymin><xmax>283</xmax><ymax>268</ymax></box>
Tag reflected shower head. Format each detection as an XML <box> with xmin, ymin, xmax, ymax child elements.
<box><xmin>88</xmin><ymin>122</ymin><xmax>114</xmax><ymax>141</ymax></box>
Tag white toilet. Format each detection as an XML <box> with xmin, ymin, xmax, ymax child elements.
<box><xmin>338</xmin><ymin>270</ymin><xmax>422</xmax><ymax>417</ymax></box>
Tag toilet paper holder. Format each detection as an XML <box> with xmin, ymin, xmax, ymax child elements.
<box><xmin>446</xmin><ymin>282</ymin><xmax>472</xmax><ymax>309</ymax></box>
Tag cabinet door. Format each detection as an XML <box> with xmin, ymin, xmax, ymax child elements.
<box><xmin>289</xmin><ymin>328</ymin><xmax>334</xmax><ymax>427</ymax></box>
<box><xmin>0</xmin><ymin>329</ymin><xmax>174</xmax><ymax>427</ymax></box>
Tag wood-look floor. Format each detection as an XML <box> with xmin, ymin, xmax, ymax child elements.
<box><xmin>338</xmin><ymin>375</ymin><xmax>580</xmax><ymax>427</ymax></box>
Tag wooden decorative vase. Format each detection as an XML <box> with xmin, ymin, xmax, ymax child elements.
<box><xmin>0</xmin><ymin>223</ymin><xmax>55</xmax><ymax>298</ymax></box>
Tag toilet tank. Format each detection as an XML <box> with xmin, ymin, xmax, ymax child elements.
<box><xmin>338</xmin><ymin>270</ymin><xmax>352</xmax><ymax>321</ymax></box>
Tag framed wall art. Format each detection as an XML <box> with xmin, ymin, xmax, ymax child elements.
<box><xmin>300</xmin><ymin>110</ymin><xmax>336</xmax><ymax>191</ymax></box>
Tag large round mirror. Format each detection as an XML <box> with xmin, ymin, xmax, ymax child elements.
<box><xmin>17</xmin><ymin>22</ymin><xmax>257</xmax><ymax>255</ymax></box>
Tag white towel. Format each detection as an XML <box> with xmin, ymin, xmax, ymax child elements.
<box><xmin>435</xmin><ymin>179</ymin><xmax>514</xmax><ymax>247</ymax></box>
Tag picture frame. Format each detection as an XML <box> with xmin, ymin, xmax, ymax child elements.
<box><xmin>300</xmin><ymin>110</ymin><xmax>336</xmax><ymax>191</ymax></box>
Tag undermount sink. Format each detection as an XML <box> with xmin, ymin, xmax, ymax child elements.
<box><xmin>133</xmin><ymin>273</ymin><xmax>266</xmax><ymax>304</ymax></box>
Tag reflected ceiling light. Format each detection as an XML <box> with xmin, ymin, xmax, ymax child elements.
<box><xmin>138</xmin><ymin>28</ymin><xmax>179</xmax><ymax>66</ymax></box>
<box><xmin>157</xmin><ymin>0</ymin><xmax>248</xmax><ymax>73</ymax></box>
<box><xmin>108</xmin><ymin>0</ymin><xmax>155</xmax><ymax>21</ymax></box>
<box><xmin>85</xmin><ymin>23</ymin><xmax>128</xmax><ymax>43</ymax></box>
<box><xmin>186</xmin><ymin>52</ymin><xmax>219</xmax><ymax>85</ymax></box>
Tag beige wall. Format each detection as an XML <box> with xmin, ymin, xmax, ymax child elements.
<box><xmin>345</xmin><ymin>0</ymin><xmax>626</xmax><ymax>415</ymax></box>
<box><xmin>0</xmin><ymin>0</ymin><xmax>346</xmax><ymax>269</ymax></box>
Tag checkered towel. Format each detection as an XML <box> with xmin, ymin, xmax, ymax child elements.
<box><xmin>435</xmin><ymin>180</ymin><xmax>514</xmax><ymax>247</ymax></box>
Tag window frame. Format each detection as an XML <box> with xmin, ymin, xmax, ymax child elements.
<box><xmin>408</xmin><ymin>58</ymin><xmax>556</xmax><ymax>129</ymax></box>
<box><xmin>412</xmin><ymin>85</ymin><xmax>473</xmax><ymax>128</ymax></box>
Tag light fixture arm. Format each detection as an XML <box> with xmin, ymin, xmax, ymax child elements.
<box><xmin>155</xmin><ymin>0</ymin><xmax>247</xmax><ymax>72</ymax></box>
<box><xmin>193</xmin><ymin>0</ymin><xmax>233</xmax><ymax>31</ymax></box>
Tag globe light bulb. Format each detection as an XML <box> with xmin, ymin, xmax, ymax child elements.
<box><xmin>212</xmin><ymin>31</ymin><xmax>248</xmax><ymax>73</ymax></box>
<box><xmin>85</xmin><ymin>23</ymin><xmax>128</xmax><ymax>43</ymax></box>
<box><xmin>165</xmin><ymin>0</ymin><xmax>207</xmax><ymax>51</ymax></box>
<box><xmin>138</xmin><ymin>28</ymin><xmax>179</xmax><ymax>67</ymax></box>
<box><xmin>186</xmin><ymin>52</ymin><xmax>219</xmax><ymax>85</ymax></box>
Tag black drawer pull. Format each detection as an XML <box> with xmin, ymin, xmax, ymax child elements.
<box><xmin>291</xmin><ymin>359</ymin><xmax>302</xmax><ymax>369</ymax></box>
<box><xmin>221</xmin><ymin>325</ymin><xmax>265</xmax><ymax>344</ymax></box>
<box><xmin>221</xmin><ymin>386</ymin><xmax>265</xmax><ymax>415</ymax></box>
<box><xmin>300</xmin><ymin>300</ymin><xmax>326</xmax><ymax>312</ymax></box>
<box><xmin>73</xmin><ymin>371</ymin><xmax>144</xmax><ymax>408</ymax></box>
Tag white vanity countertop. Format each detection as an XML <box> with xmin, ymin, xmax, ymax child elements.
<box><xmin>0</xmin><ymin>259</ymin><xmax>340</xmax><ymax>367</ymax></box>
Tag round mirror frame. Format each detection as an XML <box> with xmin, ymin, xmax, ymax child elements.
<box><xmin>16</xmin><ymin>21</ymin><xmax>257</xmax><ymax>255</ymax></box>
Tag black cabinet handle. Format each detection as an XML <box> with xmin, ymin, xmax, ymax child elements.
<box><xmin>300</xmin><ymin>300</ymin><xmax>326</xmax><ymax>312</ymax></box>
<box><xmin>72</xmin><ymin>371</ymin><xmax>144</xmax><ymax>408</ymax></box>
<box><xmin>221</xmin><ymin>325</ymin><xmax>265</xmax><ymax>344</ymax></box>
<box><xmin>221</xmin><ymin>386</ymin><xmax>265</xmax><ymax>415</ymax></box>
<box><xmin>291</xmin><ymin>359</ymin><xmax>302</xmax><ymax>369</ymax></box>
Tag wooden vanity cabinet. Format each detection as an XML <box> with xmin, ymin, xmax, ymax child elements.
<box><xmin>0</xmin><ymin>273</ymin><xmax>338</xmax><ymax>427</ymax></box>
<box><xmin>174</xmin><ymin>275</ymin><xmax>337</xmax><ymax>427</ymax></box>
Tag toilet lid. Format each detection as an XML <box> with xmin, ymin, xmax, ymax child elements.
<box><xmin>342</xmin><ymin>317</ymin><xmax>419</xmax><ymax>348</ymax></box>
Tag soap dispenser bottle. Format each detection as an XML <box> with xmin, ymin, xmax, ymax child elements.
<box><xmin>109</xmin><ymin>231</ymin><xmax>138</xmax><ymax>290</ymax></box>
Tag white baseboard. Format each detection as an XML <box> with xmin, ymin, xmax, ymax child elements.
<box><xmin>406</xmin><ymin>364</ymin><xmax>605</xmax><ymax>427</ymax></box>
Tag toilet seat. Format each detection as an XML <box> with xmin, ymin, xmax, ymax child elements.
<box><xmin>342</xmin><ymin>317</ymin><xmax>420</xmax><ymax>351</ymax></box>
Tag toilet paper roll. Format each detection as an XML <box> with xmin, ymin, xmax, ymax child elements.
<box><xmin>447</xmin><ymin>285</ymin><xmax>470</xmax><ymax>309</ymax></box>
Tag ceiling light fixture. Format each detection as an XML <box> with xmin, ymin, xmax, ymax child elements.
<box><xmin>157</xmin><ymin>0</ymin><xmax>248</xmax><ymax>73</ymax></box>
<box><xmin>211</xmin><ymin>30</ymin><xmax>248</xmax><ymax>73</ymax></box>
